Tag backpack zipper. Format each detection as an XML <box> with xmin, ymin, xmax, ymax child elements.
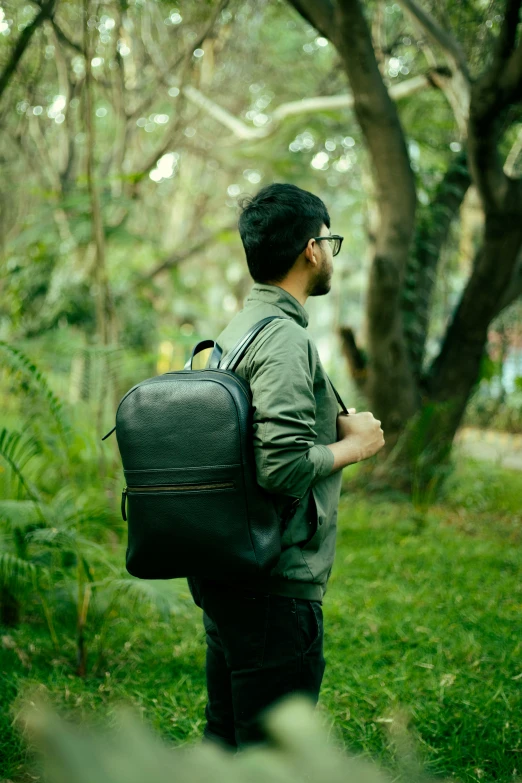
<box><xmin>121</xmin><ymin>481</ymin><xmax>235</xmax><ymax>520</ymax></box>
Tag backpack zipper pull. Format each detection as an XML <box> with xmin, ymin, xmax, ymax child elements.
<box><xmin>121</xmin><ymin>487</ymin><xmax>127</xmax><ymax>521</ymax></box>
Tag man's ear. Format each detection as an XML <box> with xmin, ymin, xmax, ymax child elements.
<box><xmin>304</xmin><ymin>238</ymin><xmax>318</xmax><ymax>266</ymax></box>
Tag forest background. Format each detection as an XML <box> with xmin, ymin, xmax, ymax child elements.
<box><xmin>1</xmin><ymin>1</ymin><xmax>522</xmax><ymax>782</ymax></box>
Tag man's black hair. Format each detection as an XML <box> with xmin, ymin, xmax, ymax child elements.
<box><xmin>237</xmin><ymin>183</ymin><xmax>330</xmax><ymax>284</ymax></box>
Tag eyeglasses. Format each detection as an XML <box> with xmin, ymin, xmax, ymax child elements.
<box><xmin>307</xmin><ymin>234</ymin><xmax>344</xmax><ymax>257</ymax></box>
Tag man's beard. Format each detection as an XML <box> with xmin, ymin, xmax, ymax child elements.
<box><xmin>306</xmin><ymin>251</ymin><xmax>331</xmax><ymax>297</ymax></box>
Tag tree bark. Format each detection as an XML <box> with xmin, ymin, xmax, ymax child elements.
<box><xmin>339</xmin><ymin>326</ymin><xmax>368</xmax><ymax>394</ymax></box>
<box><xmin>403</xmin><ymin>1</ymin><xmax>522</xmax><ymax>487</ymax></box>
<box><xmin>290</xmin><ymin>0</ymin><xmax>420</xmax><ymax>452</ymax></box>
<box><xmin>289</xmin><ymin>0</ymin><xmax>522</xmax><ymax>496</ymax></box>
<box><xmin>83</xmin><ymin>0</ymin><xmax>117</xmax><ymax>346</ymax></box>
<box><xmin>0</xmin><ymin>0</ymin><xmax>57</xmax><ymax>102</ymax></box>
<box><xmin>403</xmin><ymin>152</ymin><xmax>471</xmax><ymax>383</ymax></box>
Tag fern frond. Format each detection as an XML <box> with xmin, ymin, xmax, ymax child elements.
<box><xmin>42</xmin><ymin>486</ymin><xmax>77</xmax><ymax>526</ymax></box>
<box><xmin>0</xmin><ymin>552</ymin><xmax>41</xmax><ymax>590</ymax></box>
<box><xmin>0</xmin><ymin>427</ymin><xmax>41</xmax><ymax>470</ymax></box>
<box><xmin>26</xmin><ymin>527</ymin><xmax>76</xmax><ymax>546</ymax></box>
<box><xmin>44</xmin><ymin>488</ymin><xmax>109</xmax><ymax>530</ymax></box>
<box><xmin>0</xmin><ymin>429</ymin><xmax>45</xmax><ymax>514</ymax></box>
<box><xmin>83</xmin><ymin>345</ymin><xmax>124</xmax><ymax>392</ymax></box>
<box><xmin>105</xmin><ymin>578</ymin><xmax>184</xmax><ymax>620</ymax></box>
<box><xmin>75</xmin><ymin>537</ymin><xmax>119</xmax><ymax>568</ymax></box>
<box><xmin>0</xmin><ymin>342</ymin><xmax>71</xmax><ymax>441</ymax></box>
<box><xmin>69</xmin><ymin>510</ymin><xmax>118</xmax><ymax>539</ymax></box>
<box><xmin>0</xmin><ymin>499</ymin><xmax>44</xmax><ymax>529</ymax></box>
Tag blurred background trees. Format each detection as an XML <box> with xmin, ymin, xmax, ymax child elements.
<box><xmin>1</xmin><ymin>3</ymin><xmax>522</xmax><ymax>779</ymax></box>
<box><xmin>1</xmin><ymin>0</ymin><xmax>521</xmax><ymax>497</ymax></box>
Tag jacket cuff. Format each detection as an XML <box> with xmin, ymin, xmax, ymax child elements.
<box><xmin>310</xmin><ymin>444</ymin><xmax>335</xmax><ymax>480</ymax></box>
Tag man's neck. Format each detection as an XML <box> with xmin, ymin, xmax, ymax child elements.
<box><xmin>265</xmin><ymin>280</ymin><xmax>307</xmax><ymax>306</ymax></box>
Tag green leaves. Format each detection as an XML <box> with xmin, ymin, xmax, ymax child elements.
<box><xmin>0</xmin><ymin>342</ymin><xmax>70</xmax><ymax>440</ymax></box>
<box><xmin>0</xmin><ymin>498</ymin><xmax>44</xmax><ymax>529</ymax></box>
<box><xmin>478</xmin><ymin>351</ymin><xmax>501</xmax><ymax>384</ymax></box>
<box><xmin>105</xmin><ymin>578</ymin><xmax>185</xmax><ymax>621</ymax></box>
<box><xmin>0</xmin><ymin>342</ymin><xmax>175</xmax><ymax>663</ymax></box>
<box><xmin>0</xmin><ymin>428</ymin><xmax>44</xmax><ymax>507</ymax></box>
<box><xmin>0</xmin><ymin>552</ymin><xmax>40</xmax><ymax>591</ymax></box>
<box><xmin>23</xmin><ymin>695</ymin><xmax>394</xmax><ymax>783</ymax></box>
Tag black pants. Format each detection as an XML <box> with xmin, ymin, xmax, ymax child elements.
<box><xmin>188</xmin><ymin>578</ymin><xmax>326</xmax><ymax>750</ymax></box>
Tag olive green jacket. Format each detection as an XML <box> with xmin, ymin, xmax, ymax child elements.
<box><xmin>204</xmin><ymin>283</ymin><xmax>344</xmax><ymax>602</ymax></box>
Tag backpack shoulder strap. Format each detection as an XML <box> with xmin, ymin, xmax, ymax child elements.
<box><xmin>218</xmin><ymin>316</ymin><xmax>289</xmax><ymax>371</ymax></box>
<box><xmin>327</xmin><ymin>376</ymin><xmax>348</xmax><ymax>414</ymax></box>
<box><xmin>211</xmin><ymin>315</ymin><xmax>349</xmax><ymax>413</ymax></box>
<box><xmin>102</xmin><ymin>318</ymin><xmax>348</xmax><ymax>445</ymax></box>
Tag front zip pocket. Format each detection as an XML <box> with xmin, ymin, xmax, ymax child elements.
<box><xmin>121</xmin><ymin>481</ymin><xmax>235</xmax><ymax>521</ymax></box>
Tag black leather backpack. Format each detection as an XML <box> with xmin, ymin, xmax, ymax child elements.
<box><xmin>102</xmin><ymin>316</ymin><xmax>347</xmax><ymax>581</ymax></box>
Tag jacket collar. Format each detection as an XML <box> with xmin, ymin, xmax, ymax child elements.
<box><xmin>244</xmin><ymin>283</ymin><xmax>309</xmax><ymax>329</ymax></box>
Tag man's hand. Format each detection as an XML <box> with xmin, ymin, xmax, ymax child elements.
<box><xmin>336</xmin><ymin>409</ymin><xmax>385</xmax><ymax>462</ymax></box>
<box><xmin>336</xmin><ymin>407</ymin><xmax>356</xmax><ymax>440</ymax></box>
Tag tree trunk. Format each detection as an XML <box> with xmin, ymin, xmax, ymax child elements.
<box><xmin>403</xmin><ymin>152</ymin><xmax>471</xmax><ymax>384</ymax></box>
<box><xmin>289</xmin><ymin>0</ymin><xmax>522</xmax><ymax>497</ymax></box>
<box><xmin>0</xmin><ymin>0</ymin><xmax>57</xmax><ymax>102</ymax></box>
<box><xmin>83</xmin><ymin>0</ymin><xmax>117</xmax><ymax>347</ymax></box>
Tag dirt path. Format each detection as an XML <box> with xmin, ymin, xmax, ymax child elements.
<box><xmin>453</xmin><ymin>427</ymin><xmax>522</xmax><ymax>471</ymax></box>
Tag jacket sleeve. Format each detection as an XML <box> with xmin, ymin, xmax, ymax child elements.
<box><xmin>245</xmin><ymin>321</ymin><xmax>335</xmax><ymax>499</ymax></box>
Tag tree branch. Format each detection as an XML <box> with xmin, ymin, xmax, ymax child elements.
<box><xmin>339</xmin><ymin>326</ymin><xmax>368</xmax><ymax>393</ymax></box>
<box><xmin>426</xmin><ymin>207</ymin><xmax>522</xmax><ymax>402</ymax></box>
<box><xmin>183</xmin><ymin>74</ymin><xmax>430</xmax><ymax>142</ymax></box>
<box><xmin>493</xmin><ymin>247</ymin><xmax>522</xmax><ymax>313</ymax></box>
<box><xmin>130</xmin><ymin>76</ymin><xmax>191</xmax><ymax>184</ymax></box>
<box><xmin>126</xmin><ymin>0</ymin><xmax>230</xmax><ymax>123</ymax></box>
<box><xmin>83</xmin><ymin>0</ymin><xmax>116</xmax><ymax>344</ymax></box>
<box><xmin>46</xmin><ymin>23</ymin><xmax>72</xmax><ymax>179</ymax></box>
<box><xmin>183</xmin><ymin>85</ymin><xmax>257</xmax><ymax>140</ymax></box>
<box><xmin>396</xmin><ymin>0</ymin><xmax>470</xmax><ymax>81</ymax></box>
<box><xmin>395</xmin><ymin>0</ymin><xmax>471</xmax><ymax>135</ymax></box>
<box><xmin>499</xmin><ymin>37</ymin><xmax>522</xmax><ymax>102</ymax></box>
<box><xmin>287</xmin><ymin>0</ymin><xmax>336</xmax><ymax>41</ymax></box>
<box><xmin>50</xmin><ymin>18</ymin><xmax>85</xmax><ymax>55</ymax></box>
<box><xmin>26</xmin><ymin>114</ymin><xmax>76</xmax><ymax>249</ymax></box>
<box><xmin>331</xmin><ymin>0</ymin><xmax>417</xmax><ymax>253</ymax></box>
<box><xmin>490</xmin><ymin>0</ymin><xmax>522</xmax><ymax>81</ymax></box>
<box><xmin>0</xmin><ymin>0</ymin><xmax>56</xmax><ymax>101</ymax></box>
<box><xmin>135</xmin><ymin>225</ymin><xmax>236</xmax><ymax>284</ymax></box>
<box><xmin>468</xmin><ymin>1</ymin><xmax>522</xmax><ymax>208</ymax></box>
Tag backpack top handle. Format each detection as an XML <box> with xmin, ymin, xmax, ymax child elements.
<box><xmin>183</xmin><ymin>316</ymin><xmax>282</xmax><ymax>372</ymax></box>
<box><xmin>183</xmin><ymin>339</ymin><xmax>215</xmax><ymax>371</ymax></box>
<box><xmin>184</xmin><ymin>316</ymin><xmax>348</xmax><ymax>414</ymax></box>
<box><xmin>103</xmin><ymin>319</ymin><xmax>349</xmax><ymax>442</ymax></box>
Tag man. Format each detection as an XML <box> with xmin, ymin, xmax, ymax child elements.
<box><xmin>187</xmin><ymin>183</ymin><xmax>384</xmax><ymax>750</ymax></box>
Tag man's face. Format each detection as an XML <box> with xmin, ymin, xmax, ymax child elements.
<box><xmin>306</xmin><ymin>223</ymin><xmax>333</xmax><ymax>298</ymax></box>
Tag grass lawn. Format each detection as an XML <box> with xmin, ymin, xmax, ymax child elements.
<box><xmin>1</xmin><ymin>456</ymin><xmax>521</xmax><ymax>783</ymax></box>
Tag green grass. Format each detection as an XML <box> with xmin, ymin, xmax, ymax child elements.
<box><xmin>1</xmin><ymin>456</ymin><xmax>521</xmax><ymax>783</ymax></box>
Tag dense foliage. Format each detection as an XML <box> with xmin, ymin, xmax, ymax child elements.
<box><xmin>1</xmin><ymin>1</ymin><xmax>521</xmax><ymax>780</ymax></box>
